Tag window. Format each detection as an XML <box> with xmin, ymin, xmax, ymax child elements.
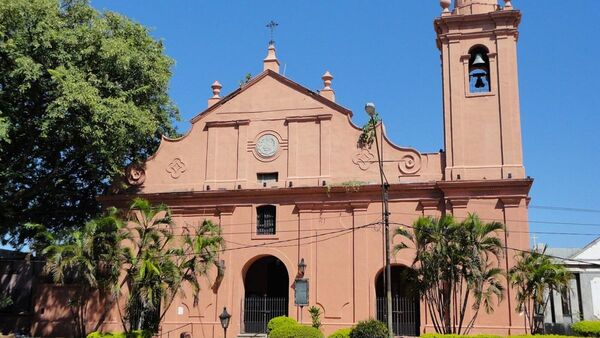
<box><xmin>468</xmin><ymin>46</ymin><xmax>491</xmax><ymax>93</ymax></box>
<box><xmin>561</xmin><ymin>287</ymin><xmax>572</xmax><ymax>317</ymax></box>
<box><xmin>257</xmin><ymin>172</ymin><xmax>278</xmax><ymax>186</ymax></box>
<box><xmin>257</xmin><ymin>205</ymin><xmax>276</xmax><ymax>235</ymax></box>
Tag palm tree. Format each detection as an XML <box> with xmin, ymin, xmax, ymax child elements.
<box><xmin>394</xmin><ymin>213</ymin><xmax>505</xmax><ymax>334</ymax></box>
<box><xmin>121</xmin><ymin>198</ymin><xmax>224</xmax><ymax>332</ymax></box>
<box><xmin>40</xmin><ymin>208</ymin><xmax>123</xmax><ymax>338</ymax></box>
<box><xmin>509</xmin><ymin>246</ymin><xmax>572</xmax><ymax>334</ymax></box>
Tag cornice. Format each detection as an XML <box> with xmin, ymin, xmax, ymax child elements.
<box><xmin>438</xmin><ymin>178</ymin><xmax>533</xmax><ymax>200</ymax></box>
<box><xmin>204</xmin><ymin>119</ymin><xmax>250</xmax><ymax>128</ymax></box>
<box><xmin>100</xmin><ymin>179</ymin><xmax>532</xmax><ymax>211</ymax></box>
<box><xmin>295</xmin><ymin>200</ymin><xmax>370</xmax><ymax>212</ymax></box>
<box><xmin>434</xmin><ymin>9</ymin><xmax>521</xmax><ymax>27</ymax></box>
<box><xmin>285</xmin><ymin>114</ymin><xmax>333</xmax><ymax>123</ymax></box>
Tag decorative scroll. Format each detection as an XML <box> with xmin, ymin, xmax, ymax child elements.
<box><xmin>166</xmin><ymin>158</ymin><xmax>187</xmax><ymax>179</ymax></box>
<box><xmin>126</xmin><ymin>164</ymin><xmax>145</xmax><ymax>186</ymax></box>
<box><xmin>352</xmin><ymin>148</ymin><xmax>375</xmax><ymax>171</ymax></box>
<box><xmin>398</xmin><ymin>152</ymin><xmax>422</xmax><ymax>175</ymax></box>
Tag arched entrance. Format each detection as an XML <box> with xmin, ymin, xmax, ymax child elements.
<box><xmin>376</xmin><ymin>265</ymin><xmax>420</xmax><ymax>336</ymax></box>
<box><xmin>243</xmin><ymin>255</ymin><xmax>289</xmax><ymax>333</ymax></box>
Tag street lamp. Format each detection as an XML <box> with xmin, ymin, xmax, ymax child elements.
<box><xmin>365</xmin><ymin>102</ymin><xmax>393</xmax><ymax>338</ymax></box>
<box><xmin>298</xmin><ymin>258</ymin><xmax>307</xmax><ymax>276</ymax></box>
<box><xmin>219</xmin><ymin>307</ymin><xmax>231</xmax><ymax>338</ymax></box>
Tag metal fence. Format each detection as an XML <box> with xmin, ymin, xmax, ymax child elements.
<box><xmin>376</xmin><ymin>296</ymin><xmax>419</xmax><ymax>337</ymax></box>
<box><xmin>243</xmin><ymin>296</ymin><xmax>288</xmax><ymax>333</ymax></box>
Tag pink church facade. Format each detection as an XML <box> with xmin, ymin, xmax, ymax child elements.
<box><xmin>31</xmin><ymin>0</ymin><xmax>533</xmax><ymax>337</ymax></box>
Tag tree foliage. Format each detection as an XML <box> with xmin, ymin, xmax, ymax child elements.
<box><xmin>394</xmin><ymin>214</ymin><xmax>505</xmax><ymax>335</ymax></box>
<box><xmin>39</xmin><ymin>199</ymin><xmax>224</xmax><ymax>335</ymax></box>
<box><xmin>0</xmin><ymin>0</ymin><xmax>178</xmax><ymax>247</ymax></box>
<box><xmin>121</xmin><ymin>198</ymin><xmax>224</xmax><ymax>332</ymax></box>
<box><xmin>38</xmin><ymin>207</ymin><xmax>124</xmax><ymax>338</ymax></box>
<box><xmin>508</xmin><ymin>246</ymin><xmax>572</xmax><ymax>335</ymax></box>
<box><xmin>358</xmin><ymin>111</ymin><xmax>380</xmax><ymax>147</ymax></box>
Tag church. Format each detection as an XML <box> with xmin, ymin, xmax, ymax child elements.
<box><xmin>69</xmin><ymin>0</ymin><xmax>531</xmax><ymax>336</ymax></box>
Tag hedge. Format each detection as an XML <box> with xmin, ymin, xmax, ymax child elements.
<box><xmin>573</xmin><ymin>320</ymin><xmax>600</xmax><ymax>337</ymax></box>
<box><xmin>349</xmin><ymin>319</ymin><xmax>388</xmax><ymax>338</ymax></box>
<box><xmin>86</xmin><ymin>331</ymin><xmax>152</xmax><ymax>338</ymax></box>
<box><xmin>421</xmin><ymin>335</ymin><xmax>580</xmax><ymax>338</ymax></box>
<box><xmin>269</xmin><ymin>324</ymin><xmax>324</xmax><ymax>338</ymax></box>
<box><xmin>328</xmin><ymin>328</ymin><xmax>351</xmax><ymax>338</ymax></box>
<box><xmin>267</xmin><ymin>316</ymin><xmax>298</xmax><ymax>334</ymax></box>
<box><xmin>421</xmin><ymin>335</ymin><xmax>501</xmax><ymax>338</ymax></box>
<box><xmin>510</xmin><ymin>336</ymin><xmax>581</xmax><ymax>338</ymax></box>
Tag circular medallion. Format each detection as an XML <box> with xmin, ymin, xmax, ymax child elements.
<box><xmin>256</xmin><ymin>134</ymin><xmax>279</xmax><ymax>158</ymax></box>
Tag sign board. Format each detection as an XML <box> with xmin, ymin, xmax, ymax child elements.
<box><xmin>294</xmin><ymin>278</ymin><xmax>309</xmax><ymax>306</ymax></box>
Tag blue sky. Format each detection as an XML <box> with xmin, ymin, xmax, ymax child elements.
<box><xmin>90</xmin><ymin>1</ymin><xmax>600</xmax><ymax>249</ymax></box>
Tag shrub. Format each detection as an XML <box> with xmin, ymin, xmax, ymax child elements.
<box><xmin>573</xmin><ymin>320</ymin><xmax>600</xmax><ymax>337</ymax></box>
<box><xmin>421</xmin><ymin>335</ymin><xmax>501</xmax><ymax>338</ymax></box>
<box><xmin>328</xmin><ymin>328</ymin><xmax>351</xmax><ymax>338</ymax></box>
<box><xmin>349</xmin><ymin>319</ymin><xmax>388</xmax><ymax>338</ymax></box>
<box><xmin>420</xmin><ymin>335</ymin><xmax>579</xmax><ymax>338</ymax></box>
<box><xmin>510</xmin><ymin>335</ymin><xmax>580</xmax><ymax>338</ymax></box>
<box><xmin>86</xmin><ymin>331</ymin><xmax>152</xmax><ymax>338</ymax></box>
<box><xmin>309</xmin><ymin>305</ymin><xmax>322</xmax><ymax>329</ymax></box>
<box><xmin>269</xmin><ymin>325</ymin><xmax>324</xmax><ymax>338</ymax></box>
<box><xmin>267</xmin><ymin>316</ymin><xmax>298</xmax><ymax>334</ymax></box>
<box><xmin>87</xmin><ymin>333</ymin><xmax>104</xmax><ymax>338</ymax></box>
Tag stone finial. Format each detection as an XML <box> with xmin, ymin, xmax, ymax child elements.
<box><xmin>211</xmin><ymin>81</ymin><xmax>222</xmax><ymax>98</ymax></box>
<box><xmin>208</xmin><ymin>80</ymin><xmax>222</xmax><ymax>107</ymax></box>
<box><xmin>440</xmin><ymin>0</ymin><xmax>452</xmax><ymax>14</ymax></box>
<box><xmin>503</xmin><ymin>0</ymin><xmax>513</xmax><ymax>9</ymax></box>
<box><xmin>322</xmin><ymin>71</ymin><xmax>333</xmax><ymax>90</ymax></box>
<box><xmin>263</xmin><ymin>42</ymin><xmax>280</xmax><ymax>73</ymax></box>
<box><xmin>320</xmin><ymin>70</ymin><xmax>335</xmax><ymax>102</ymax></box>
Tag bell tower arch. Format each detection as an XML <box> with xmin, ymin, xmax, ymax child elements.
<box><xmin>435</xmin><ymin>0</ymin><xmax>524</xmax><ymax>181</ymax></box>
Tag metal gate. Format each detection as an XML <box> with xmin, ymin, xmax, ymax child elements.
<box><xmin>243</xmin><ymin>296</ymin><xmax>288</xmax><ymax>333</ymax></box>
<box><xmin>376</xmin><ymin>296</ymin><xmax>420</xmax><ymax>336</ymax></box>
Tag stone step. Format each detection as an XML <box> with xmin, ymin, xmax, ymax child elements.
<box><xmin>237</xmin><ymin>334</ymin><xmax>267</xmax><ymax>338</ymax></box>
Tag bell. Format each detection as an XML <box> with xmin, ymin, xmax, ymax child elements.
<box><xmin>475</xmin><ymin>75</ymin><xmax>486</xmax><ymax>88</ymax></box>
<box><xmin>472</xmin><ymin>53</ymin><xmax>486</xmax><ymax>66</ymax></box>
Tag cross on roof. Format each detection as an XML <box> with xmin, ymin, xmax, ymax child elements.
<box><xmin>266</xmin><ymin>20</ymin><xmax>278</xmax><ymax>45</ymax></box>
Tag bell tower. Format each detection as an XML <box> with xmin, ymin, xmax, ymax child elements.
<box><xmin>435</xmin><ymin>0</ymin><xmax>525</xmax><ymax>181</ymax></box>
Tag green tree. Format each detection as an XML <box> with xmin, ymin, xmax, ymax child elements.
<box><xmin>121</xmin><ymin>199</ymin><xmax>224</xmax><ymax>332</ymax></box>
<box><xmin>39</xmin><ymin>208</ymin><xmax>124</xmax><ymax>338</ymax></box>
<box><xmin>509</xmin><ymin>246</ymin><xmax>572</xmax><ymax>334</ymax></box>
<box><xmin>0</xmin><ymin>0</ymin><xmax>178</xmax><ymax>247</ymax></box>
<box><xmin>394</xmin><ymin>214</ymin><xmax>505</xmax><ymax>334</ymax></box>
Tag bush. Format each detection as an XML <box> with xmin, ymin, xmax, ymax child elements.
<box><xmin>421</xmin><ymin>335</ymin><xmax>501</xmax><ymax>338</ymax></box>
<box><xmin>573</xmin><ymin>321</ymin><xmax>600</xmax><ymax>337</ymax></box>
<box><xmin>267</xmin><ymin>316</ymin><xmax>299</xmax><ymax>334</ymax></box>
<box><xmin>420</xmin><ymin>335</ymin><xmax>579</xmax><ymax>338</ymax></box>
<box><xmin>86</xmin><ymin>331</ymin><xmax>152</xmax><ymax>338</ymax></box>
<box><xmin>510</xmin><ymin>335</ymin><xmax>580</xmax><ymax>338</ymax></box>
<box><xmin>328</xmin><ymin>328</ymin><xmax>351</xmax><ymax>338</ymax></box>
<box><xmin>269</xmin><ymin>325</ymin><xmax>324</xmax><ymax>338</ymax></box>
<box><xmin>349</xmin><ymin>319</ymin><xmax>388</xmax><ymax>338</ymax></box>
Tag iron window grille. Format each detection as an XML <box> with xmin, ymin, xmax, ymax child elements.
<box><xmin>257</xmin><ymin>205</ymin><xmax>276</xmax><ymax>235</ymax></box>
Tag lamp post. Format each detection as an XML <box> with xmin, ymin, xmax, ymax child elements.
<box><xmin>219</xmin><ymin>307</ymin><xmax>231</xmax><ymax>338</ymax></box>
<box><xmin>365</xmin><ymin>102</ymin><xmax>393</xmax><ymax>338</ymax></box>
<box><xmin>296</xmin><ymin>258</ymin><xmax>308</xmax><ymax>324</ymax></box>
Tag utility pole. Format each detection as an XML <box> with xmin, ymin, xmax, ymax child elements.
<box><xmin>365</xmin><ymin>102</ymin><xmax>393</xmax><ymax>338</ymax></box>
